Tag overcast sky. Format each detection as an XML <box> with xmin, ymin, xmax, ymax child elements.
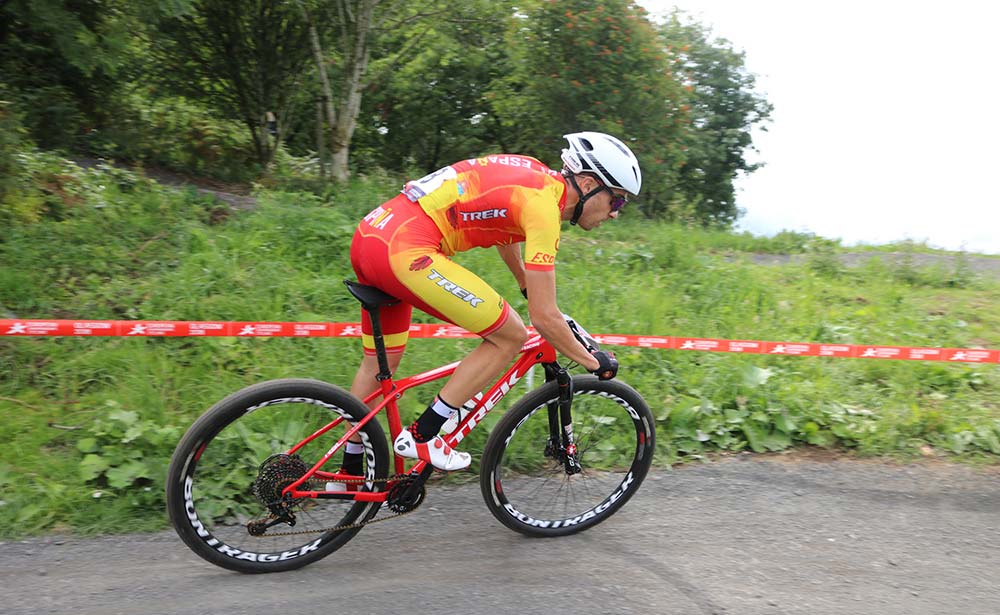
<box><xmin>637</xmin><ymin>0</ymin><xmax>1000</xmax><ymax>253</ymax></box>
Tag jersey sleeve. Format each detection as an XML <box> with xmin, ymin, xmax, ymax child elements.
<box><xmin>519</xmin><ymin>186</ymin><xmax>563</xmax><ymax>271</ymax></box>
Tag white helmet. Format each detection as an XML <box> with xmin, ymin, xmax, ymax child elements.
<box><xmin>561</xmin><ymin>131</ymin><xmax>642</xmax><ymax>196</ymax></box>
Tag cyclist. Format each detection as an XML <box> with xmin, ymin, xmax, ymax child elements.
<box><xmin>343</xmin><ymin>131</ymin><xmax>641</xmax><ymax>473</ymax></box>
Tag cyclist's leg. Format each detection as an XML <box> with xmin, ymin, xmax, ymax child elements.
<box><xmin>343</xmin><ymin>217</ymin><xmax>415</xmax><ymax>472</ymax></box>
<box><xmin>349</xmin><ymin>300</ymin><xmax>410</xmax><ymax>405</ymax></box>
<box><xmin>387</xmin><ymin>249</ymin><xmax>527</xmax><ymax>443</ymax></box>
<box><xmin>348</xmin><ymin>202</ymin><xmax>421</xmax><ymax>405</ymax></box>
<box><xmin>353</xmin><ymin>194</ymin><xmax>529</xmax><ymax>406</ymax></box>
<box><xmin>437</xmin><ymin>308</ymin><xmax>527</xmax><ymax>409</ymax></box>
<box><xmin>348</xmin><ymin>197</ymin><xmax>528</xmax><ymax>468</ymax></box>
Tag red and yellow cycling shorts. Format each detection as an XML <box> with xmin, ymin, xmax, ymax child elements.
<box><xmin>350</xmin><ymin>194</ymin><xmax>510</xmax><ymax>354</ymax></box>
<box><xmin>350</xmin><ymin>155</ymin><xmax>567</xmax><ymax>355</ymax></box>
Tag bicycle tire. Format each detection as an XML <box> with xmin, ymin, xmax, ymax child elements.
<box><xmin>166</xmin><ymin>378</ymin><xmax>389</xmax><ymax>573</ymax></box>
<box><xmin>480</xmin><ymin>375</ymin><xmax>654</xmax><ymax>537</ymax></box>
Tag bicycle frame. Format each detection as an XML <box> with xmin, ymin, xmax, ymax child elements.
<box><xmin>280</xmin><ymin>332</ymin><xmax>560</xmax><ymax>503</ymax></box>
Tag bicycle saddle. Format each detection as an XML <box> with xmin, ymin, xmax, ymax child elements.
<box><xmin>344</xmin><ymin>280</ymin><xmax>399</xmax><ymax>311</ymax></box>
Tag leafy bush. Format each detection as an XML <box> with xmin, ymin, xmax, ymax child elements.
<box><xmin>0</xmin><ymin>97</ymin><xmax>30</xmax><ymax>204</ymax></box>
<box><xmin>77</xmin><ymin>402</ymin><xmax>181</xmax><ymax>492</ymax></box>
<box><xmin>84</xmin><ymin>88</ymin><xmax>259</xmax><ymax>182</ymax></box>
<box><xmin>7</xmin><ymin>84</ymin><xmax>86</xmax><ymax>150</ymax></box>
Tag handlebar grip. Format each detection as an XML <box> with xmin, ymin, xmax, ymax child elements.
<box><xmin>591</xmin><ymin>350</ymin><xmax>618</xmax><ymax>380</ymax></box>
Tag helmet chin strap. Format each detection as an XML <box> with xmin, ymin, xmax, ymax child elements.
<box><xmin>565</xmin><ymin>173</ymin><xmax>605</xmax><ymax>226</ymax></box>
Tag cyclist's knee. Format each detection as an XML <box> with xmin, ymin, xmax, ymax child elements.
<box><xmin>485</xmin><ymin>312</ymin><xmax>528</xmax><ymax>354</ymax></box>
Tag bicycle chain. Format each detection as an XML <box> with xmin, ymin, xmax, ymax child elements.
<box><xmin>249</xmin><ymin>473</ymin><xmax>419</xmax><ymax>538</ymax></box>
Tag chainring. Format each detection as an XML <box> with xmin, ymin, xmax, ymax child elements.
<box><xmin>385</xmin><ymin>475</ymin><xmax>427</xmax><ymax>513</ymax></box>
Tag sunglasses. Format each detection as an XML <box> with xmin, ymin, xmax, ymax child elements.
<box><xmin>600</xmin><ymin>184</ymin><xmax>628</xmax><ymax>213</ymax></box>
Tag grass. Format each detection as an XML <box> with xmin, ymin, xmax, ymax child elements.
<box><xmin>1</xmin><ymin>158</ymin><xmax>998</xmax><ymax>538</ymax></box>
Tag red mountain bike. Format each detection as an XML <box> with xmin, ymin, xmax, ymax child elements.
<box><xmin>166</xmin><ymin>280</ymin><xmax>655</xmax><ymax>573</ymax></box>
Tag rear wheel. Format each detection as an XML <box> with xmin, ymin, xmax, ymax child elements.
<box><xmin>166</xmin><ymin>379</ymin><xmax>388</xmax><ymax>573</ymax></box>
<box><xmin>480</xmin><ymin>375</ymin><xmax>654</xmax><ymax>537</ymax></box>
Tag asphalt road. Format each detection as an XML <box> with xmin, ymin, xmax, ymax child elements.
<box><xmin>2</xmin><ymin>454</ymin><xmax>998</xmax><ymax>615</ymax></box>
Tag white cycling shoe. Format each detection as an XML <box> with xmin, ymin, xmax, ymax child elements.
<box><xmin>393</xmin><ymin>428</ymin><xmax>471</xmax><ymax>471</ymax></box>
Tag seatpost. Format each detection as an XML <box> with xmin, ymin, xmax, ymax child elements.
<box><xmin>366</xmin><ymin>306</ymin><xmax>393</xmax><ymax>381</ymax></box>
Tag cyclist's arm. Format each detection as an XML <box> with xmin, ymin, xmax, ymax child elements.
<box><xmin>524</xmin><ymin>268</ymin><xmax>600</xmax><ymax>370</ymax></box>
<box><xmin>496</xmin><ymin>243</ymin><xmax>526</xmax><ymax>291</ymax></box>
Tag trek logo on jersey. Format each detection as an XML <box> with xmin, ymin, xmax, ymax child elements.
<box><xmin>446</xmin><ymin>207</ymin><xmax>509</xmax><ymax>227</ymax></box>
<box><xmin>362</xmin><ymin>205</ymin><xmax>394</xmax><ymax>230</ymax></box>
<box><xmin>459</xmin><ymin>208</ymin><xmax>508</xmax><ymax>222</ymax></box>
<box><xmin>427</xmin><ymin>269</ymin><xmax>484</xmax><ymax>307</ymax></box>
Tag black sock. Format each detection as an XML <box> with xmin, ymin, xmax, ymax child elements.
<box><xmin>341</xmin><ymin>452</ymin><xmax>364</xmax><ymax>477</ymax></box>
<box><xmin>412</xmin><ymin>397</ymin><xmax>458</xmax><ymax>442</ymax></box>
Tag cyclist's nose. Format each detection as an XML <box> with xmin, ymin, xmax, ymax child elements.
<box><xmin>609</xmin><ymin>209</ymin><xmax>620</xmax><ymax>220</ymax></box>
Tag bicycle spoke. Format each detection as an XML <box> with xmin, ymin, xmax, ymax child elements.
<box><xmin>167</xmin><ymin>379</ymin><xmax>389</xmax><ymax>572</ymax></box>
<box><xmin>481</xmin><ymin>377</ymin><xmax>654</xmax><ymax>537</ymax></box>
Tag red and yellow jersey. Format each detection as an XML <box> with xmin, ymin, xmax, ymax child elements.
<box><xmin>402</xmin><ymin>155</ymin><xmax>568</xmax><ymax>271</ymax></box>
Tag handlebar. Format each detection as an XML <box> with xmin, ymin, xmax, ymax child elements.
<box><xmin>563</xmin><ymin>314</ymin><xmax>617</xmax><ymax>380</ymax></box>
<box><xmin>563</xmin><ymin>314</ymin><xmax>600</xmax><ymax>352</ymax></box>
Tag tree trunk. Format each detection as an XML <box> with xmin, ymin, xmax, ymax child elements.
<box><xmin>299</xmin><ymin>3</ymin><xmax>331</xmax><ymax>178</ymax></box>
<box><xmin>299</xmin><ymin>0</ymin><xmax>375</xmax><ymax>183</ymax></box>
<box><xmin>302</xmin><ymin>7</ymin><xmax>339</xmax><ymax>151</ymax></box>
<box><xmin>329</xmin><ymin>0</ymin><xmax>376</xmax><ymax>182</ymax></box>
<box><xmin>316</xmin><ymin>98</ymin><xmax>326</xmax><ymax>178</ymax></box>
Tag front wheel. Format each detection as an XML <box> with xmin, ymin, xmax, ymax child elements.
<box><xmin>480</xmin><ymin>375</ymin><xmax>655</xmax><ymax>537</ymax></box>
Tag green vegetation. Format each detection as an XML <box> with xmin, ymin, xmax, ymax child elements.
<box><xmin>1</xmin><ymin>0</ymin><xmax>771</xmax><ymax>224</ymax></box>
<box><xmin>1</xmin><ymin>160</ymin><xmax>998</xmax><ymax>538</ymax></box>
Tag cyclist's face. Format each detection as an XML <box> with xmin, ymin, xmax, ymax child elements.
<box><xmin>577</xmin><ymin>178</ymin><xmax>624</xmax><ymax>230</ymax></box>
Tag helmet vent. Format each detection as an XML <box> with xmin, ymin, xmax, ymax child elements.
<box><xmin>610</xmin><ymin>141</ymin><xmax>630</xmax><ymax>156</ymax></box>
<box><xmin>585</xmin><ymin>153</ymin><xmax>621</xmax><ymax>189</ymax></box>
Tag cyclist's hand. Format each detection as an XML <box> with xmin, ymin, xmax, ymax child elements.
<box><xmin>590</xmin><ymin>350</ymin><xmax>618</xmax><ymax>380</ymax></box>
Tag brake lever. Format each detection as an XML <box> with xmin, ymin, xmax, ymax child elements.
<box><xmin>562</xmin><ymin>313</ymin><xmax>600</xmax><ymax>352</ymax></box>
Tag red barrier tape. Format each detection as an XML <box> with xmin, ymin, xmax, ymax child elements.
<box><xmin>3</xmin><ymin>319</ymin><xmax>998</xmax><ymax>364</ymax></box>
